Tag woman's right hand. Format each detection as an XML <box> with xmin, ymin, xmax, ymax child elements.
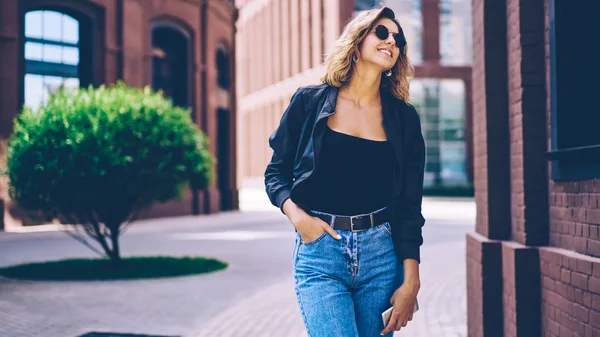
<box><xmin>283</xmin><ymin>199</ymin><xmax>342</xmax><ymax>243</ymax></box>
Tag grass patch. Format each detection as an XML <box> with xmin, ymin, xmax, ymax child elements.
<box><xmin>0</xmin><ymin>256</ymin><xmax>227</xmax><ymax>281</ymax></box>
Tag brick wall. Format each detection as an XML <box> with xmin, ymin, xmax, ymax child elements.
<box><xmin>503</xmin><ymin>245</ymin><xmax>518</xmax><ymax>337</ymax></box>
<box><xmin>540</xmin><ymin>248</ymin><xmax>600</xmax><ymax>337</ymax></box>
<box><xmin>548</xmin><ymin>181</ymin><xmax>600</xmax><ymax>258</ymax></box>
<box><xmin>506</xmin><ymin>0</ymin><xmax>523</xmax><ymax>243</ymax></box>
<box><xmin>467</xmin><ymin>234</ymin><xmax>485</xmax><ymax>337</ymax></box>
<box><xmin>470</xmin><ymin>0</ymin><xmax>600</xmax><ymax>335</ymax></box>
<box><xmin>474</xmin><ymin>0</ymin><xmax>511</xmax><ymax>241</ymax></box>
<box><xmin>0</xmin><ymin>0</ymin><xmax>19</xmax><ymax>139</ymax></box>
<box><xmin>506</xmin><ymin>0</ymin><xmax>548</xmax><ymax>246</ymax></box>
<box><xmin>467</xmin><ymin>233</ymin><xmax>503</xmax><ymax>337</ymax></box>
<box><xmin>502</xmin><ymin>243</ymin><xmax>542</xmax><ymax>337</ymax></box>
<box><xmin>541</xmin><ymin>0</ymin><xmax>600</xmax><ymax>334</ymax></box>
<box><xmin>468</xmin><ymin>0</ymin><xmax>511</xmax><ymax>333</ymax></box>
<box><xmin>0</xmin><ymin>0</ymin><xmax>238</xmax><ymax>225</ymax></box>
<box><xmin>471</xmin><ymin>0</ymin><xmax>487</xmax><ymax>237</ymax></box>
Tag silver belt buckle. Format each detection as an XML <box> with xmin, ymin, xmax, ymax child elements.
<box><xmin>349</xmin><ymin>213</ymin><xmax>374</xmax><ymax>232</ymax></box>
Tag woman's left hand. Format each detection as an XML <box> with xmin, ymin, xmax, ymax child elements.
<box><xmin>380</xmin><ymin>281</ymin><xmax>420</xmax><ymax>335</ymax></box>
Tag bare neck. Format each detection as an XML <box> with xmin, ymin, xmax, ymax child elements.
<box><xmin>339</xmin><ymin>63</ymin><xmax>382</xmax><ymax>108</ymax></box>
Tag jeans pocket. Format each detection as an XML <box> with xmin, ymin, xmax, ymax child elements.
<box><xmin>300</xmin><ymin>231</ymin><xmax>328</xmax><ymax>246</ymax></box>
<box><xmin>378</xmin><ymin>222</ymin><xmax>393</xmax><ymax>237</ymax></box>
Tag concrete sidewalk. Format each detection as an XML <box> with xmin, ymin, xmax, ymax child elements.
<box><xmin>2</xmin><ymin>188</ymin><xmax>475</xmax><ymax>234</ymax></box>
<box><xmin>0</xmin><ymin>189</ymin><xmax>473</xmax><ymax>337</ymax></box>
<box><xmin>187</xmin><ymin>240</ymin><xmax>467</xmax><ymax>337</ymax></box>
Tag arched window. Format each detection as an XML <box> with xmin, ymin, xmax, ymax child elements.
<box><xmin>216</xmin><ymin>45</ymin><xmax>230</xmax><ymax>109</ymax></box>
<box><xmin>24</xmin><ymin>10</ymin><xmax>83</xmax><ymax>110</ymax></box>
<box><xmin>151</xmin><ymin>24</ymin><xmax>190</xmax><ymax>109</ymax></box>
<box><xmin>216</xmin><ymin>47</ymin><xmax>230</xmax><ymax>90</ymax></box>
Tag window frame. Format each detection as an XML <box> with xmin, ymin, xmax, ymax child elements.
<box><xmin>216</xmin><ymin>44</ymin><xmax>231</xmax><ymax>90</ymax></box>
<box><xmin>150</xmin><ymin>19</ymin><xmax>194</xmax><ymax>120</ymax></box>
<box><xmin>19</xmin><ymin>0</ymin><xmax>104</xmax><ymax>111</ymax></box>
<box><xmin>546</xmin><ymin>0</ymin><xmax>600</xmax><ymax>181</ymax></box>
<box><xmin>23</xmin><ymin>10</ymin><xmax>81</xmax><ymax>110</ymax></box>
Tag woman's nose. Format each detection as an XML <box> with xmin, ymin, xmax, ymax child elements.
<box><xmin>385</xmin><ymin>35</ymin><xmax>395</xmax><ymax>46</ymax></box>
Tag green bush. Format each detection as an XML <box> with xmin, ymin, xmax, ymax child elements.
<box><xmin>6</xmin><ymin>82</ymin><xmax>214</xmax><ymax>262</ymax></box>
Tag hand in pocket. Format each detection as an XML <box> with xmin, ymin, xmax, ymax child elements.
<box><xmin>291</xmin><ymin>212</ymin><xmax>341</xmax><ymax>243</ymax></box>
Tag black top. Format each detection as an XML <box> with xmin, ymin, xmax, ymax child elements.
<box><xmin>294</xmin><ymin>125</ymin><xmax>395</xmax><ymax>216</ymax></box>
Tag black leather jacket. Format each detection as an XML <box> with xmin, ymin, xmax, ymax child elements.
<box><xmin>264</xmin><ymin>83</ymin><xmax>426</xmax><ymax>263</ymax></box>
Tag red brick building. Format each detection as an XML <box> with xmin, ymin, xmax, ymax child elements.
<box><xmin>236</xmin><ymin>0</ymin><xmax>474</xmax><ymax>195</ymax></box>
<box><xmin>468</xmin><ymin>0</ymin><xmax>600</xmax><ymax>336</ymax></box>
<box><xmin>0</xmin><ymin>0</ymin><xmax>239</xmax><ymax>229</ymax></box>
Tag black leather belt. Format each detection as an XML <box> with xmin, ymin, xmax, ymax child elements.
<box><xmin>309</xmin><ymin>207</ymin><xmax>390</xmax><ymax>232</ymax></box>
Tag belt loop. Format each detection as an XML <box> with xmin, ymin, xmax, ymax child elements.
<box><xmin>329</xmin><ymin>215</ymin><xmax>336</xmax><ymax>228</ymax></box>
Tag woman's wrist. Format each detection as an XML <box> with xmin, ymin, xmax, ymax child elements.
<box><xmin>282</xmin><ymin>198</ymin><xmax>298</xmax><ymax>217</ymax></box>
<box><xmin>402</xmin><ymin>258</ymin><xmax>421</xmax><ymax>293</ymax></box>
<box><xmin>283</xmin><ymin>199</ymin><xmax>305</xmax><ymax>223</ymax></box>
<box><xmin>403</xmin><ymin>277</ymin><xmax>420</xmax><ymax>289</ymax></box>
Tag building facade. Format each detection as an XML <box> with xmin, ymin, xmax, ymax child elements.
<box><xmin>468</xmin><ymin>0</ymin><xmax>600</xmax><ymax>336</ymax></box>
<box><xmin>0</xmin><ymin>0</ymin><xmax>239</xmax><ymax>229</ymax></box>
<box><xmin>236</xmin><ymin>0</ymin><xmax>473</xmax><ymax>194</ymax></box>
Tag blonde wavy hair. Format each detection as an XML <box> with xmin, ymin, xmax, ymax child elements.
<box><xmin>320</xmin><ymin>7</ymin><xmax>414</xmax><ymax>102</ymax></box>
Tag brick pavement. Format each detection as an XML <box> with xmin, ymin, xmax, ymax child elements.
<box><xmin>0</xmin><ymin>194</ymin><xmax>472</xmax><ymax>337</ymax></box>
<box><xmin>186</xmin><ymin>240</ymin><xmax>467</xmax><ymax>337</ymax></box>
<box><xmin>0</xmin><ymin>271</ymin><xmax>242</xmax><ymax>337</ymax></box>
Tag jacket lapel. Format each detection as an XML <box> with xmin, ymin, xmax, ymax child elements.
<box><xmin>320</xmin><ymin>85</ymin><xmax>338</xmax><ymax>119</ymax></box>
<box><xmin>381</xmin><ymin>91</ymin><xmax>404</xmax><ymax>166</ymax></box>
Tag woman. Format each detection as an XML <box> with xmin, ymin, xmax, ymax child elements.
<box><xmin>264</xmin><ymin>6</ymin><xmax>425</xmax><ymax>337</ymax></box>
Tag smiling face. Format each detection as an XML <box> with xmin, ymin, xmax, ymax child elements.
<box><xmin>321</xmin><ymin>7</ymin><xmax>414</xmax><ymax>102</ymax></box>
<box><xmin>358</xmin><ymin>18</ymin><xmax>400</xmax><ymax>71</ymax></box>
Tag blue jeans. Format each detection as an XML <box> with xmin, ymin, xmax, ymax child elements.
<box><xmin>293</xmin><ymin>209</ymin><xmax>404</xmax><ymax>337</ymax></box>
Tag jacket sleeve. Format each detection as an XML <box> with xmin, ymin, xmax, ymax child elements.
<box><xmin>264</xmin><ymin>88</ymin><xmax>306</xmax><ymax>213</ymax></box>
<box><xmin>396</xmin><ymin>105</ymin><xmax>426</xmax><ymax>263</ymax></box>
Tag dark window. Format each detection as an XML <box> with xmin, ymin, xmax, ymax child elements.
<box><xmin>216</xmin><ymin>48</ymin><xmax>230</xmax><ymax>89</ymax></box>
<box><xmin>216</xmin><ymin>45</ymin><xmax>232</xmax><ymax>210</ymax></box>
<box><xmin>547</xmin><ymin>0</ymin><xmax>600</xmax><ymax>180</ymax></box>
<box><xmin>24</xmin><ymin>10</ymin><xmax>82</xmax><ymax>110</ymax></box>
<box><xmin>151</xmin><ymin>25</ymin><xmax>190</xmax><ymax>109</ymax></box>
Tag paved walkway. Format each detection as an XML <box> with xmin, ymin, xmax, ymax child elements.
<box><xmin>188</xmin><ymin>241</ymin><xmax>467</xmax><ymax>337</ymax></box>
<box><xmin>0</xmin><ymin>191</ymin><xmax>473</xmax><ymax>337</ymax></box>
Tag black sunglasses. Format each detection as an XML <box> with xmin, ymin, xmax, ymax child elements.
<box><xmin>373</xmin><ymin>25</ymin><xmax>406</xmax><ymax>49</ymax></box>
